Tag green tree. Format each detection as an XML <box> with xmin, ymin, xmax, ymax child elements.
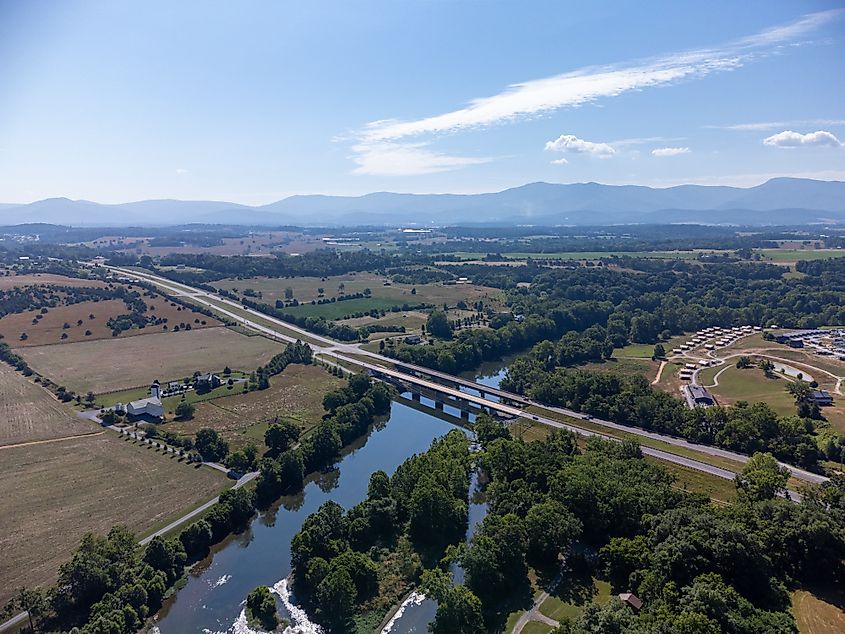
<box><xmin>735</xmin><ymin>452</ymin><xmax>790</xmax><ymax>502</ymax></box>
<box><xmin>246</xmin><ymin>585</ymin><xmax>278</xmax><ymax>630</ymax></box>
<box><xmin>174</xmin><ymin>401</ymin><xmax>195</xmax><ymax>420</ymax></box>
<box><xmin>426</xmin><ymin>310</ymin><xmax>453</xmax><ymax>339</ymax></box>
<box><xmin>474</xmin><ymin>412</ymin><xmax>511</xmax><ymax>445</ymax></box>
<box><xmin>736</xmin><ymin>356</ymin><xmax>753</xmax><ymax>369</ymax></box>
<box><xmin>264</xmin><ymin>421</ymin><xmax>301</xmax><ymax>453</ymax></box>
<box><xmin>422</xmin><ymin>569</ymin><xmax>485</xmax><ymax>634</ymax></box>
<box><xmin>316</xmin><ymin>569</ymin><xmax>356</xmax><ymax>631</ymax></box>
<box><xmin>524</xmin><ymin>499</ymin><xmax>582</xmax><ymax>564</ymax></box>
<box><xmin>785</xmin><ymin>379</ymin><xmax>812</xmax><ymax>403</ymax></box>
<box><xmin>759</xmin><ymin>358</ymin><xmax>775</xmax><ymax>378</ymax></box>
<box><xmin>652</xmin><ymin>343</ymin><xmax>665</xmax><ymax>359</ymax></box>
<box><xmin>195</xmin><ymin>428</ymin><xmax>229</xmax><ymax>462</ymax></box>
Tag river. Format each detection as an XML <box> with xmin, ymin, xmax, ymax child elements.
<box><xmin>152</xmin><ymin>361</ymin><xmax>508</xmax><ymax>634</ymax></box>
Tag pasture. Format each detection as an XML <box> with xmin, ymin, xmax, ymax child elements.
<box><xmin>0</xmin><ymin>273</ymin><xmax>109</xmax><ymax>290</ymax></box>
<box><xmin>17</xmin><ymin>327</ymin><xmax>284</xmax><ymax>393</ymax></box>
<box><xmin>758</xmin><ymin>248</ymin><xmax>845</xmax><ymax>263</ymax></box>
<box><xmin>0</xmin><ymin>432</ymin><xmax>228</xmax><ymax>606</ymax></box>
<box><xmin>162</xmin><ymin>363</ymin><xmax>342</xmax><ymax>451</ymax></box>
<box><xmin>0</xmin><ymin>363</ymin><xmax>97</xmax><ymax>446</ymax></box>
<box><xmin>213</xmin><ymin>272</ymin><xmax>503</xmax><ymax>317</ymax></box>
<box><xmin>0</xmin><ymin>293</ymin><xmax>221</xmax><ymax>347</ymax></box>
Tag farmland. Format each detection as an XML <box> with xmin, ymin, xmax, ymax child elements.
<box><xmin>162</xmin><ymin>363</ymin><xmax>343</xmax><ymax>451</ymax></box>
<box><xmin>0</xmin><ymin>363</ymin><xmax>96</xmax><ymax>446</ymax></box>
<box><xmin>213</xmin><ymin>272</ymin><xmax>503</xmax><ymax>316</ymax></box>
<box><xmin>0</xmin><ymin>433</ymin><xmax>228</xmax><ymax>606</ymax></box>
<box><xmin>0</xmin><ymin>273</ymin><xmax>109</xmax><ymax>290</ymax></box>
<box><xmin>17</xmin><ymin>327</ymin><xmax>284</xmax><ymax>393</ymax></box>
<box><xmin>0</xmin><ymin>295</ymin><xmax>221</xmax><ymax>347</ymax></box>
<box><xmin>791</xmin><ymin>586</ymin><xmax>845</xmax><ymax>634</ymax></box>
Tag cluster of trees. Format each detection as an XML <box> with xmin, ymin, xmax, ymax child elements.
<box><xmin>387</xmin><ymin>314</ymin><xmax>561</xmax><ymax>374</ymax></box>
<box><xmin>155</xmin><ymin>250</ymin><xmax>430</xmax><ymax>283</ymax></box>
<box><xmin>0</xmin><ymin>341</ymin><xmax>32</xmax><ymax>375</ymax></box>
<box><xmin>256</xmin><ymin>340</ymin><xmax>313</xmax><ymax>389</ymax></box>
<box><xmin>503</xmin><ymin>366</ymin><xmax>827</xmax><ymax>470</ymax></box>
<box><xmin>429</xmin><ymin>429</ymin><xmax>845</xmax><ymax>633</ymax></box>
<box><xmin>255</xmin><ymin>375</ymin><xmax>393</xmax><ymax>506</ymax></box>
<box><xmin>0</xmin><ymin>283</ymin><xmax>133</xmax><ymax>319</ymax></box>
<box><xmin>290</xmin><ymin>430</ymin><xmax>472</xmax><ymax>632</ymax></box>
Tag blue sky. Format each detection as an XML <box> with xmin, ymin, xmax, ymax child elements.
<box><xmin>1</xmin><ymin>0</ymin><xmax>844</xmax><ymax>204</ymax></box>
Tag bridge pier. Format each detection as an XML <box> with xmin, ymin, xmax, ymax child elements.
<box><xmin>411</xmin><ymin>392</ymin><xmax>421</xmax><ymax>402</ymax></box>
<box><xmin>461</xmin><ymin>409</ymin><xmax>470</xmax><ymax>420</ymax></box>
<box><xmin>435</xmin><ymin>401</ymin><xmax>444</xmax><ymax>410</ymax></box>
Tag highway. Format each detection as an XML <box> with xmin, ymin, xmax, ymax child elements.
<box><xmin>106</xmin><ymin>266</ymin><xmax>827</xmax><ymax>488</ymax></box>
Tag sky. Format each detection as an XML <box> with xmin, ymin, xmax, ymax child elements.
<box><xmin>1</xmin><ymin>0</ymin><xmax>844</xmax><ymax>205</ymax></box>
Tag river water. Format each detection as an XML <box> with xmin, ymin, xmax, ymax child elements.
<box><xmin>152</xmin><ymin>362</ymin><xmax>507</xmax><ymax>634</ymax></box>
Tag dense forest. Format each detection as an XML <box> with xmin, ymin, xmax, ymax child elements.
<box><xmin>285</xmin><ymin>416</ymin><xmax>845</xmax><ymax>633</ymax></box>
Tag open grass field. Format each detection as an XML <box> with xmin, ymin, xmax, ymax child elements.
<box><xmin>0</xmin><ymin>364</ymin><xmax>98</xmax><ymax>446</ymax></box>
<box><xmin>339</xmin><ymin>310</ymin><xmax>428</xmax><ymax>334</ymax></box>
<box><xmin>521</xmin><ymin>622</ymin><xmax>554</xmax><ymax>634</ymax></box>
<box><xmin>581</xmin><ymin>357</ymin><xmax>660</xmax><ymax>382</ymax></box>
<box><xmin>758</xmin><ymin>248</ymin><xmax>845</xmax><ymax>263</ymax></box>
<box><xmin>162</xmin><ymin>363</ymin><xmax>343</xmax><ymax>451</ymax></box>
<box><xmin>0</xmin><ymin>432</ymin><xmax>228</xmax><ymax>605</ymax></box>
<box><xmin>282</xmin><ymin>296</ymin><xmax>413</xmax><ymax>320</ymax></box>
<box><xmin>707</xmin><ymin>366</ymin><xmax>797</xmax><ymax>415</ymax></box>
<box><xmin>792</xmin><ymin>586</ymin><xmax>845</xmax><ymax>634</ymax></box>
<box><xmin>213</xmin><ymin>273</ymin><xmax>504</xmax><ymax>317</ymax></box>
<box><xmin>645</xmin><ymin>457</ymin><xmax>737</xmax><ymax>503</ymax></box>
<box><xmin>17</xmin><ymin>326</ymin><xmax>284</xmax><ymax>393</ymax></box>
<box><xmin>538</xmin><ymin>574</ymin><xmax>612</xmax><ymax>622</ymax></box>
<box><xmin>0</xmin><ymin>294</ymin><xmax>221</xmax><ymax>347</ymax></box>
<box><xmin>0</xmin><ymin>273</ymin><xmax>109</xmax><ymax>290</ymax></box>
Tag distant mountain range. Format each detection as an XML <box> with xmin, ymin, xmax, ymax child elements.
<box><xmin>1</xmin><ymin>178</ymin><xmax>844</xmax><ymax>227</ymax></box>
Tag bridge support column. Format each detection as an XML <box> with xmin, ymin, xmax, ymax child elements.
<box><xmin>411</xmin><ymin>392</ymin><xmax>421</xmax><ymax>402</ymax></box>
<box><xmin>435</xmin><ymin>401</ymin><xmax>444</xmax><ymax>410</ymax></box>
<box><xmin>461</xmin><ymin>409</ymin><xmax>470</xmax><ymax>420</ymax></box>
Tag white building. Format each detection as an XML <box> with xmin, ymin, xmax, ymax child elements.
<box><xmin>126</xmin><ymin>382</ymin><xmax>164</xmax><ymax>419</ymax></box>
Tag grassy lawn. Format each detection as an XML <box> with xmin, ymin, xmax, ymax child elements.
<box><xmin>95</xmin><ymin>372</ymin><xmax>249</xmax><ymax>410</ymax></box>
<box><xmin>522</xmin><ymin>622</ymin><xmax>554</xmax><ymax>634</ymax></box>
<box><xmin>581</xmin><ymin>357</ymin><xmax>659</xmax><ymax>382</ymax></box>
<box><xmin>0</xmin><ymin>432</ymin><xmax>228</xmax><ymax>606</ymax></box>
<box><xmin>791</xmin><ymin>586</ymin><xmax>845</xmax><ymax>634</ymax></box>
<box><xmin>708</xmin><ymin>366</ymin><xmax>797</xmax><ymax>416</ymax></box>
<box><xmin>645</xmin><ymin>457</ymin><xmax>737</xmax><ymax>503</ymax></box>
<box><xmin>539</xmin><ymin>574</ymin><xmax>611</xmax><ymax>622</ymax></box>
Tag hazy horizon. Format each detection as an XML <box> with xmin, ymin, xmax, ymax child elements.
<box><xmin>1</xmin><ymin>1</ymin><xmax>844</xmax><ymax>207</ymax></box>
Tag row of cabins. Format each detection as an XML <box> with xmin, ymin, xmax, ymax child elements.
<box><xmin>672</xmin><ymin>325</ymin><xmax>761</xmax><ymax>355</ymax></box>
<box><xmin>776</xmin><ymin>329</ymin><xmax>845</xmax><ymax>359</ymax></box>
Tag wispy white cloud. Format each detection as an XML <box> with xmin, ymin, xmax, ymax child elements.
<box><xmin>350</xmin><ymin>142</ymin><xmax>491</xmax><ymax>176</ymax></box>
<box><xmin>349</xmin><ymin>9</ymin><xmax>842</xmax><ymax>174</ymax></box>
<box><xmin>545</xmin><ymin>134</ymin><xmax>615</xmax><ymax>157</ymax></box>
<box><xmin>652</xmin><ymin>146</ymin><xmax>691</xmax><ymax>157</ymax></box>
<box><xmin>550</xmin><ymin>157</ymin><xmax>569</xmax><ymax>165</ymax></box>
<box><xmin>175</xmin><ymin>168</ymin><xmax>189</xmax><ymax>175</ymax></box>
<box><xmin>709</xmin><ymin>118</ymin><xmax>845</xmax><ymax>131</ymax></box>
<box><xmin>762</xmin><ymin>130</ymin><xmax>842</xmax><ymax>148</ymax></box>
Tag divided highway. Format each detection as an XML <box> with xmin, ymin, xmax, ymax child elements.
<box><xmin>107</xmin><ymin>266</ymin><xmax>827</xmax><ymax>489</ymax></box>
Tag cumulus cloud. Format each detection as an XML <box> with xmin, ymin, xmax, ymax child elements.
<box><xmin>350</xmin><ymin>141</ymin><xmax>490</xmax><ymax>176</ymax></box>
<box><xmin>545</xmin><ymin>134</ymin><xmax>616</xmax><ymax>157</ymax></box>
<box><xmin>762</xmin><ymin>130</ymin><xmax>843</xmax><ymax>148</ymax></box>
<box><xmin>348</xmin><ymin>9</ymin><xmax>841</xmax><ymax>174</ymax></box>
<box><xmin>550</xmin><ymin>157</ymin><xmax>569</xmax><ymax>165</ymax></box>
<box><xmin>651</xmin><ymin>147</ymin><xmax>691</xmax><ymax>157</ymax></box>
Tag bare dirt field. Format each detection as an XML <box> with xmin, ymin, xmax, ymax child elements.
<box><xmin>0</xmin><ymin>364</ymin><xmax>97</xmax><ymax>446</ymax></box>
<box><xmin>17</xmin><ymin>327</ymin><xmax>284</xmax><ymax>393</ymax></box>
<box><xmin>0</xmin><ymin>433</ymin><xmax>228</xmax><ymax>605</ymax></box>
<box><xmin>163</xmin><ymin>363</ymin><xmax>342</xmax><ymax>451</ymax></box>
<box><xmin>0</xmin><ymin>273</ymin><xmax>109</xmax><ymax>290</ymax></box>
